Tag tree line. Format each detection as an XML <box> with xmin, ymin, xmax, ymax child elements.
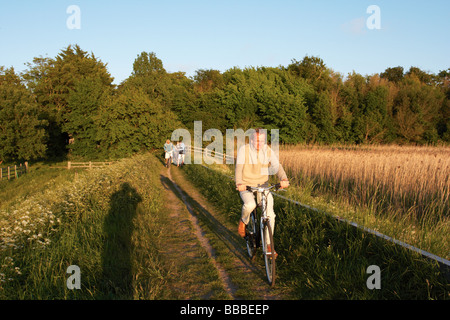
<box><xmin>0</xmin><ymin>44</ymin><xmax>449</xmax><ymax>162</ymax></box>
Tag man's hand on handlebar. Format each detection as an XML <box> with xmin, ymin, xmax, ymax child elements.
<box><xmin>236</xmin><ymin>184</ymin><xmax>247</xmax><ymax>192</ymax></box>
<box><xmin>280</xmin><ymin>180</ymin><xmax>289</xmax><ymax>189</ymax></box>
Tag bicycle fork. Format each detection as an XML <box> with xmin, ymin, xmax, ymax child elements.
<box><xmin>260</xmin><ymin>191</ymin><xmax>270</xmax><ymax>255</ymax></box>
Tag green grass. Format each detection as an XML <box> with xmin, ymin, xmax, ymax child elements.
<box><xmin>281</xmin><ymin>170</ymin><xmax>450</xmax><ymax>262</ymax></box>
<box><xmin>0</xmin><ymin>153</ymin><xmax>227</xmax><ymax>299</ymax></box>
<box><xmin>0</xmin><ymin>154</ymin><xmax>163</xmax><ymax>298</ymax></box>
<box><xmin>181</xmin><ymin>163</ymin><xmax>449</xmax><ymax>299</ymax></box>
<box><xmin>1</xmin><ymin>154</ymin><xmax>448</xmax><ymax>299</ymax></box>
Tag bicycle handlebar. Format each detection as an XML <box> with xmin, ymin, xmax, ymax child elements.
<box><xmin>246</xmin><ymin>183</ymin><xmax>282</xmax><ymax>192</ymax></box>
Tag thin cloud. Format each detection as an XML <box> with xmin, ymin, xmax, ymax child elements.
<box><xmin>341</xmin><ymin>17</ymin><xmax>367</xmax><ymax>35</ymax></box>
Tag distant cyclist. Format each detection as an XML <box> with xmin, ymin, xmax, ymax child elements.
<box><xmin>164</xmin><ymin>139</ymin><xmax>174</xmax><ymax>167</ymax></box>
<box><xmin>235</xmin><ymin>128</ymin><xmax>289</xmax><ymax>257</ymax></box>
<box><xmin>176</xmin><ymin>140</ymin><xmax>186</xmax><ymax>167</ymax></box>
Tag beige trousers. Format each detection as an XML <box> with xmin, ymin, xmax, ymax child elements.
<box><xmin>239</xmin><ymin>190</ymin><xmax>276</xmax><ymax>243</ymax></box>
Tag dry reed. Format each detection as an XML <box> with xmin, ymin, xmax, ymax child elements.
<box><xmin>279</xmin><ymin>144</ymin><xmax>450</xmax><ymax>224</ymax></box>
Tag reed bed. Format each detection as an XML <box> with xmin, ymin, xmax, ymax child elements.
<box><xmin>278</xmin><ymin>144</ymin><xmax>450</xmax><ymax>259</ymax></box>
<box><xmin>280</xmin><ymin>145</ymin><xmax>449</xmax><ymax>219</ymax></box>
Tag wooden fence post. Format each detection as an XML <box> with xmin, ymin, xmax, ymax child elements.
<box><xmin>68</xmin><ymin>161</ymin><xmax>71</xmax><ymax>170</ymax></box>
<box><xmin>89</xmin><ymin>161</ymin><xmax>92</xmax><ymax>169</ymax></box>
<box><xmin>15</xmin><ymin>165</ymin><xmax>17</xmax><ymax>179</ymax></box>
<box><xmin>8</xmin><ymin>166</ymin><xmax>10</xmax><ymax>180</ymax></box>
<box><xmin>25</xmin><ymin>161</ymin><xmax>28</xmax><ymax>173</ymax></box>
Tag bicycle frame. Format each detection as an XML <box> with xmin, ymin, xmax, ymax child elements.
<box><xmin>245</xmin><ymin>184</ymin><xmax>280</xmax><ymax>286</ymax></box>
<box><xmin>251</xmin><ymin>187</ymin><xmax>271</xmax><ymax>253</ymax></box>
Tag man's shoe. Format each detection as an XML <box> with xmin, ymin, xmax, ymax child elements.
<box><xmin>267</xmin><ymin>244</ymin><xmax>278</xmax><ymax>259</ymax></box>
<box><xmin>238</xmin><ymin>220</ymin><xmax>246</xmax><ymax>238</ymax></box>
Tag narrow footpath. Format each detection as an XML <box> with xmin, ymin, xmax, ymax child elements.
<box><xmin>160</xmin><ymin>164</ymin><xmax>289</xmax><ymax>300</ymax></box>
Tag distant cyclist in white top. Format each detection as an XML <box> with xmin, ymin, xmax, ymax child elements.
<box><xmin>176</xmin><ymin>140</ymin><xmax>186</xmax><ymax>166</ymax></box>
<box><xmin>164</xmin><ymin>139</ymin><xmax>174</xmax><ymax>168</ymax></box>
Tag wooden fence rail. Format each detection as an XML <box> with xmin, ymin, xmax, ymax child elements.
<box><xmin>0</xmin><ymin>162</ymin><xmax>28</xmax><ymax>181</ymax></box>
<box><xmin>67</xmin><ymin>161</ymin><xmax>114</xmax><ymax>170</ymax></box>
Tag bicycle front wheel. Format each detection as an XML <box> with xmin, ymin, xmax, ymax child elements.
<box><xmin>246</xmin><ymin>210</ymin><xmax>258</xmax><ymax>260</ymax></box>
<box><xmin>262</xmin><ymin>221</ymin><xmax>276</xmax><ymax>286</ymax></box>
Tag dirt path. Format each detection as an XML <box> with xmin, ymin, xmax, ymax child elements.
<box><xmin>160</xmin><ymin>165</ymin><xmax>287</xmax><ymax>300</ymax></box>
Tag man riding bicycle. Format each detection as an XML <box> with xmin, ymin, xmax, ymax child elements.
<box><xmin>235</xmin><ymin>128</ymin><xmax>289</xmax><ymax>258</ymax></box>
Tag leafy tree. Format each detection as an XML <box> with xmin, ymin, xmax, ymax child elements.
<box><xmin>436</xmin><ymin>68</ymin><xmax>450</xmax><ymax>88</ymax></box>
<box><xmin>193</xmin><ymin>69</ymin><xmax>225</xmax><ymax>93</ymax></box>
<box><xmin>164</xmin><ymin>71</ymin><xmax>196</xmax><ymax>125</ymax></box>
<box><xmin>437</xmin><ymin>97</ymin><xmax>450</xmax><ymax>142</ymax></box>
<box><xmin>21</xmin><ymin>56</ymin><xmax>53</xmax><ymax>93</ymax></box>
<box><xmin>97</xmin><ymin>86</ymin><xmax>181</xmax><ymax>158</ymax></box>
<box><xmin>0</xmin><ymin>67</ymin><xmax>47</xmax><ymax>162</ymax></box>
<box><xmin>220</xmin><ymin>67</ymin><xmax>261</xmax><ymax>130</ymax></box>
<box><xmin>63</xmin><ymin>76</ymin><xmax>112</xmax><ymax>158</ymax></box>
<box><xmin>217</xmin><ymin>67</ymin><xmax>312</xmax><ymax>143</ymax></box>
<box><xmin>435</xmin><ymin>69</ymin><xmax>450</xmax><ymax>141</ymax></box>
<box><xmin>406</xmin><ymin>67</ymin><xmax>433</xmax><ymax>85</ymax></box>
<box><xmin>287</xmin><ymin>55</ymin><xmax>333</xmax><ymax>92</ymax></box>
<box><xmin>132</xmin><ymin>51</ymin><xmax>165</xmax><ymax>76</ymax></box>
<box><xmin>392</xmin><ymin>74</ymin><xmax>444</xmax><ymax>143</ymax></box>
<box><xmin>13</xmin><ymin>46</ymin><xmax>449</xmax><ymax>157</ymax></box>
<box><xmin>339</xmin><ymin>72</ymin><xmax>368</xmax><ymax>143</ymax></box>
<box><xmin>125</xmin><ymin>52</ymin><xmax>195</xmax><ymax>123</ymax></box>
<box><xmin>360</xmin><ymin>85</ymin><xmax>389</xmax><ymax>143</ymax></box>
<box><xmin>126</xmin><ymin>51</ymin><xmax>170</xmax><ymax>101</ymax></box>
<box><xmin>308</xmin><ymin>92</ymin><xmax>337</xmax><ymax>143</ymax></box>
<box><xmin>381</xmin><ymin>66</ymin><xmax>404</xmax><ymax>83</ymax></box>
<box><xmin>22</xmin><ymin>44</ymin><xmax>114</xmax><ymax>159</ymax></box>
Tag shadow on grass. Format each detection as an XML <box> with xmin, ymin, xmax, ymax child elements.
<box><xmin>100</xmin><ymin>182</ymin><xmax>142</xmax><ymax>299</ymax></box>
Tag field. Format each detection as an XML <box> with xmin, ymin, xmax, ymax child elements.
<box><xmin>278</xmin><ymin>144</ymin><xmax>450</xmax><ymax>260</ymax></box>
<box><xmin>0</xmin><ymin>148</ymin><xmax>448</xmax><ymax>300</ymax></box>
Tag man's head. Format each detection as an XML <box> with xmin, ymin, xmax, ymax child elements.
<box><xmin>250</xmin><ymin>128</ymin><xmax>266</xmax><ymax>151</ymax></box>
<box><xmin>166</xmin><ymin>139</ymin><xmax>170</xmax><ymax>144</ymax></box>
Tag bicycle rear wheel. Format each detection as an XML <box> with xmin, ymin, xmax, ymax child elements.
<box><xmin>262</xmin><ymin>221</ymin><xmax>276</xmax><ymax>286</ymax></box>
<box><xmin>245</xmin><ymin>210</ymin><xmax>258</xmax><ymax>260</ymax></box>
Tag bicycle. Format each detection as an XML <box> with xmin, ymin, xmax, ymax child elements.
<box><xmin>165</xmin><ymin>151</ymin><xmax>173</xmax><ymax>168</ymax></box>
<box><xmin>244</xmin><ymin>183</ymin><xmax>282</xmax><ymax>286</ymax></box>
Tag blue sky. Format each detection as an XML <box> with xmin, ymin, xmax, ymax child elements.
<box><xmin>0</xmin><ymin>0</ymin><xmax>449</xmax><ymax>84</ymax></box>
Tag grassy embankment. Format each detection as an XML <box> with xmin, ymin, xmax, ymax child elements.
<box><xmin>0</xmin><ymin>153</ymin><xmax>227</xmax><ymax>299</ymax></box>
<box><xmin>181</xmin><ymin>157</ymin><xmax>449</xmax><ymax>299</ymax></box>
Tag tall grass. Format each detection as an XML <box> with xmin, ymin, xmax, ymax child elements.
<box><xmin>182</xmin><ymin>163</ymin><xmax>449</xmax><ymax>299</ymax></box>
<box><xmin>0</xmin><ymin>154</ymin><xmax>167</xmax><ymax>299</ymax></box>
<box><xmin>278</xmin><ymin>144</ymin><xmax>450</xmax><ymax>259</ymax></box>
